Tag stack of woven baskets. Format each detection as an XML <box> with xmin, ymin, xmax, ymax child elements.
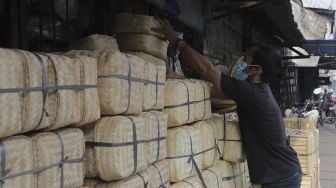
<box><xmin>284</xmin><ymin>113</ymin><xmax>320</xmax><ymax>188</ymax></box>
<box><xmin>0</xmin><ymin>48</ymin><xmax>101</xmax><ymax>187</ymax></box>
<box><xmin>164</xmin><ymin>79</ymin><xmax>250</xmax><ymax>188</ymax></box>
<box><xmin>65</xmin><ymin>14</ymin><xmax>170</xmax><ymax>188</ymax></box>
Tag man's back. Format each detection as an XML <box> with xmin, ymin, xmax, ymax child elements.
<box><xmin>220</xmin><ymin>73</ymin><xmax>301</xmax><ymax>184</ymax></box>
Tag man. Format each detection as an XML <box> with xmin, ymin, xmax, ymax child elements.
<box><xmin>153</xmin><ymin>18</ymin><xmax>302</xmax><ymax>187</ymax></box>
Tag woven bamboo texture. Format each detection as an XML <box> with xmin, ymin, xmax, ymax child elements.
<box><xmin>0</xmin><ymin>136</ymin><xmax>35</xmax><ymax>188</ymax></box>
<box><xmin>170</xmin><ymin>176</ymin><xmax>203</xmax><ymax>188</ymax></box>
<box><xmin>0</xmin><ymin>49</ymin><xmax>50</xmax><ymax>138</ymax></box>
<box><xmin>129</xmin><ymin>52</ymin><xmax>166</xmax><ymax>111</ymax></box>
<box><xmin>117</xmin><ymin>34</ymin><xmax>168</xmax><ymax>60</ymax></box>
<box><xmin>140</xmin><ymin>111</ymin><xmax>168</xmax><ymax>165</ymax></box>
<box><xmin>301</xmin><ymin>171</ymin><xmax>316</xmax><ymax>188</ymax></box>
<box><xmin>65</xmin><ymin>50</ymin><xmax>145</xmax><ymax>115</ymax></box>
<box><xmin>194</xmin><ymin>121</ymin><xmax>219</xmax><ymax>169</ymax></box>
<box><xmin>32</xmin><ymin>128</ymin><xmax>85</xmax><ymax>188</ymax></box>
<box><xmin>67</xmin><ymin>54</ymin><xmax>100</xmax><ymax>126</ymax></box>
<box><xmin>286</xmin><ymin>129</ymin><xmax>316</xmax><ymax>175</ymax></box>
<box><xmin>83</xmin><ymin>116</ymin><xmax>148</xmax><ymax>181</ymax></box>
<box><xmin>83</xmin><ymin>178</ymin><xmax>102</xmax><ymax>187</ymax></box>
<box><xmin>206</xmin><ymin>114</ymin><xmax>224</xmax><ymax>158</ymax></box>
<box><xmin>231</xmin><ymin>160</ymin><xmax>250</xmax><ymax>188</ymax></box>
<box><xmin>283</xmin><ymin>116</ymin><xmax>317</xmax><ymax>129</ymax></box>
<box><xmin>114</xmin><ymin>13</ymin><xmax>164</xmax><ymax>38</ymax></box>
<box><xmin>167</xmin><ymin>125</ymin><xmax>203</xmax><ymax>182</ymax></box>
<box><xmin>0</xmin><ymin>49</ymin><xmax>99</xmax><ymax>138</ymax></box>
<box><xmin>72</xmin><ymin>34</ymin><xmax>119</xmax><ymax>51</ymax></box>
<box><xmin>44</xmin><ymin>53</ymin><xmax>81</xmax><ymax>130</ymax></box>
<box><xmin>86</xmin><ymin>161</ymin><xmax>169</xmax><ymax>188</ymax></box>
<box><xmin>98</xmin><ymin>52</ymin><xmax>145</xmax><ymax>115</ymax></box>
<box><xmin>192</xmin><ymin>80</ymin><xmax>212</xmax><ymax>121</ymax></box>
<box><xmin>202</xmin><ymin>160</ymin><xmax>237</xmax><ymax>188</ymax></box>
<box><xmin>129</xmin><ymin>52</ymin><xmax>165</xmax><ymax>65</ymax></box>
<box><xmin>211</xmin><ymin>99</ymin><xmax>237</xmax><ymax>113</ymax></box>
<box><xmin>164</xmin><ymin>79</ymin><xmax>212</xmax><ymax>127</ymax></box>
<box><xmin>223</xmin><ymin>113</ymin><xmax>244</xmax><ymax>163</ymax></box>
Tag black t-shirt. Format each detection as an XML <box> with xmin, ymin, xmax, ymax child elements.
<box><xmin>220</xmin><ymin>73</ymin><xmax>301</xmax><ymax>184</ymax></box>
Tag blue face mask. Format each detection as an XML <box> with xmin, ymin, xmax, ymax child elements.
<box><xmin>234</xmin><ymin>57</ymin><xmax>248</xmax><ymax>81</ymax></box>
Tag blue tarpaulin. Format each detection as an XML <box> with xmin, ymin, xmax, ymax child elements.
<box><xmin>303</xmin><ymin>40</ymin><xmax>336</xmax><ymax>56</ymax></box>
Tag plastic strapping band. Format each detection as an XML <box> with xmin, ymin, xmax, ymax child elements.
<box><xmin>85</xmin><ymin>137</ymin><xmax>166</xmax><ymax>148</ymax></box>
<box><xmin>55</xmin><ymin>132</ymin><xmax>66</xmax><ymax>188</ymax></box>
<box><xmin>202</xmin><ymin>82</ymin><xmax>206</xmax><ymax>119</ymax></box>
<box><xmin>207</xmin><ymin>169</ymin><xmax>219</xmax><ymax>188</ymax></box>
<box><xmin>154</xmin><ymin>67</ymin><xmax>159</xmax><ymax>108</ymax></box>
<box><xmin>137</xmin><ymin>173</ymin><xmax>148</xmax><ymax>188</ymax></box>
<box><xmin>98</xmin><ymin>75</ymin><xmax>165</xmax><ymax>85</ymax></box>
<box><xmin>298</xmin><ymin>150</ymin><xmax>317</xmax><ymax>156</ymax></box>
<box><xmin>164</xmin><ymin>98</ymin><xmax>211</xmax><ymax>109</ymax></box>
<box><xmin>187</xmin><ymin>136</ymin><xmax>207</xmax><ymax>188</ymax></box>
<box><xmin>148</xmin><ymin>112</ymin><xmax>162</xmax><ymax>162</ymax></box>
<box><xmin>153</xmin><ymin>164</ymin><xmax>166</xmax><ymax>188</ymax></box>
<box><xmin>124</xmin><ymin>54</ymin><xmax>132</xmax><ymax>114</ymax></box>
<box><xmin>175</xmin><ymin>81</ymin><xmax>190</xmax><ymax>122</ymax></box>
<box><xmin>0</xmin><ymin>141</ymin><xmax>9</xmax><ymax>187</ymax></box>
<box><xmin>231</xmin><ymin>163</ymin><xmax>237</xmax><ymax>188</ymax></box>
<box><xmin>166</xmin><ymin>134</ymin><xmax>207</xmax><ymax>188</ymax></box>
<box><xmin>0</xmin><ymin>138</ymin><xmax>83</xmax><ymax>186</ymax></box>
<box><xmin>32</xmin><ymin>52</ymin><xmax>49</xmax><ymax>130</ymax></box>
<box><xmin>182</xmin><ymin>180</ymin><xmax>195</xmax><ymax>187</ymax></box>
<box><xmin>128</xmin><ymin>116</ymin><xmax>138</xmax><ymax>175</ymax></box>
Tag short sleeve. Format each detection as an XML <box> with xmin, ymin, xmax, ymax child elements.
<box><xmin>220</xmin><ymin>73</ymin><xmax>254</xmax><ymax>110</ymax></box>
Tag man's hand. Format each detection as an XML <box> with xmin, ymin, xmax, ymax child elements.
<box><xmin>151</xmin><ymin>18</ymin><xmax>179</xmax><ymax>43</ymax></box>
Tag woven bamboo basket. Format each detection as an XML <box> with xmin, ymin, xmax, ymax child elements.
<box><xmin>194</xmin><ymin>121</ymin><xmax>219</xmax><ymax>169</ymax></box>
<box><xmin>164</xmin><ymin>79</ymin><xmax>211</xmax><ymax>127</ymax></box>
<box><xmin>140</xmin><ymin>111</ymin><xmax>168</xmax><ymax>165</ymax></box>
<box><xmin>64</xmin><ymin>50</ymin><xmax>145</xmax><ymax>115</ymax></box>
<box><xmin>283</xmin><ymin>116</ymin><xmax>316</xmax><ymax>129</ymax></box>
<box><xmin>97</xmin><ymin>51</ymin><xmax>145</xmax><ymax>115</ymax></box>
<box><xmin>223</xmin><ymin>112</ymin><xmax>244</xmax><ymax>163</ymax></box>
<box><xmin>171</xmin><ymin>176</ymin><xmax>203</xmax><ymax>188</ymax></box>
<box><xmin>286</xmin><ymin>129</ymin><xmax>316</xmax><ymax>175</ymax></box>
<box><xmin>83</xmin><ymin>116</ymin><xmax>148</xmax><ymax>181</ymax></box>
<box><xmin>206</xmin><ymin>114</ymin><xmax>224</xmax><ymax>158</ymax></box>
<box><xmin>117</xmin><ymin>34</ymin><xmax>168</xmax><ymax>60</ymax></box>
<box><xmin>313</xmin><ymin>129</ymin><xmax>319</xmax><ymax>168</ymax></box>
<box><xmin>71</xmin><ymin>34</ymin><xmax>119</xmax><ymax>51</ymax></box>
<box><xmin>32</xmin><ymin>128</ymin><xmax>85</xmax><ymax>188</ymax></box>
<box><xmin>301</xmin><ymin>173</ymin><xmax>315</xmax><ymax>188</ymax></box>
<box><xmin>141</xmin><ymin>160</ymin><xmax>170</xmax><ymax>188</ymax></box>
<box><xmin>83</xmin><ymin>160</ymin><xmax>169</xmax><ymax>188</ymax></box>
<box><xmin>66</xmin><ymin>54</ymin><xmax>100</xmax><ymax>126</ymax></box>
<box><xmin>202</xmin><ymin>160</ymin><xmax>237</xmax><ymax>188</ymax></box>
<box><xmin>167</xmin><ymin>125</ymin><xmax>203</xmax><ymax>182</ymax></box>
<box><xmin>129</xmin><ymin>52</ymin><xmax>165</xmax><ymax>65</ymax></box>
<box><xmin>0</xmin><ymin>49</ymin><xmax>52</xmax><ymax>138</ymax></box>
<box><xmin>129</xmin><ymin>52</ymin><xmax>166</xmax><ymax>111</ymax></box>
<box><xmin>114</xmin><ymin>13</ymin><xmax>164</xmax><ymax>38</ymax></box>
<box><xmin>83</xmin><ymin>178</ymin><xmax>102</xmax><ymax>187</ymax></box>
<box><xmin>44</xmin><ymin>53</ymin><xmax>82</xmax><ymax>130</ymax></box>
<box><xmin>231</xmin><ymin>160</ymin><xmax>250</xmax><ymax>188</ymax></box>
<box><xmin>192</xmin><ymin>80</ymin><xmax>212</xmax><ymax>121</ymax></box>
<box><xmin>0</xmin><ymin>136</ymin><xmax>35</xmax><ymax>188</ymax></box>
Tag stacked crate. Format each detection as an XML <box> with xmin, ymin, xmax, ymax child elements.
<box><xmin>284</xmin><ymin>114</ymin><xmax>320</xmax><ymax>188</ymax></box>
<box><xmin>0</xmin><ymin>48</ymin><xmax>101</xmax><ymax>187</ymax></box>
<box><xmin>68</xmin><ymin>14</ymin><xmax>170</xmax><ymax>188</ymax></box>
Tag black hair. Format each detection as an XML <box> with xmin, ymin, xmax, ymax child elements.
<box><xmin>247</xmin><ymin>44</ymin><xmax>282</xmax><ymax>82</ymax></box>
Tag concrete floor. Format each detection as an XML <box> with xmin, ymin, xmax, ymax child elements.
<box><xmin>319</xmin><ymin>123</ymin><xmax>336</xmax><ymax>188</ymax></box>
